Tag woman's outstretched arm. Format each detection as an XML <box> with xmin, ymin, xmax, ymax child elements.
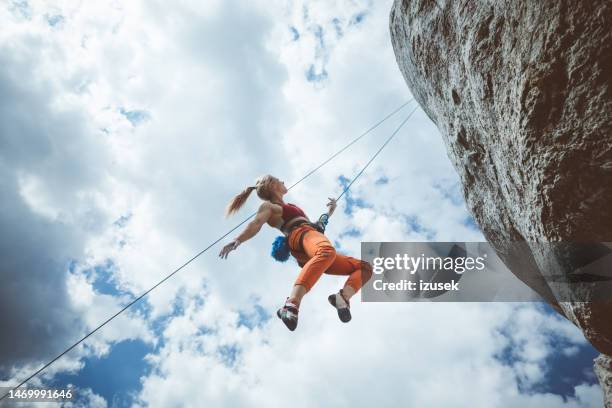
<box><xmin>218</xmin><ymin>202</ymin><xmax>273</xmax><ymax>259</ymax></box>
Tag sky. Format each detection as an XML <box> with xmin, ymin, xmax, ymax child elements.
<box><xmin>0</xmin><ymin>0</ymin><xmax>603</xmax><ymax>407</ymax></box>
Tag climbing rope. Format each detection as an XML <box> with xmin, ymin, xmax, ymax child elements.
<box><xmin>337</xmin><ymin>104</ymin><xmax>418</xmax><ymax>201</ymax></box>
<box><xmin>287</xmin><ymin>99</ymin><xmax>414</xmax><ymax>190</ymax></box>
<box><xmin>0</xmin><ymin>99</ymin><xmax>417</xmax><ymax>400</ymax></box>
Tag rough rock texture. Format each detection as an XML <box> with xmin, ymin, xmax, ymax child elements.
<box><xmin>390</xmin><ymin>0</ymin><xmax>612</xmax><ymax>404</ymax></box>
<box><xmin>596</xmin><ymin>355</ymin><xmax>612</xmax><ymax>406</ymax></box>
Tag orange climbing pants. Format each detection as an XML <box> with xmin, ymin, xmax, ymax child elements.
<box><xmin>287</xmin><ymin>224</ymin><xmax>373</xmax><ymax>293</ymax></box>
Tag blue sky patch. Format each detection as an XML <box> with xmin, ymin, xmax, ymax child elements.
<box><xmin>217</xmin><ymin>344</ymin><xmax>241</xmax><ymax>367</ymax></box>
<box><xmin>340</xmin><ymin>228</ymin><xmax>361</xmax><ymax>239</ymax></box>
<box><xmin>238</xmin><ymin>303</ymin><xmax>271</xmax><ymax>330</ymax></box>
<box><xmin>78</xmin><ymin>258</ymin><xmax>154</xmax><ymax>323</ymax></box>
<box><xmin>9</xmin><ymin>0</ymin><xmax>32</xmax><ymax>20</ymax></box>
<box><xmin>306</xmin><ymin>65</ymin><xmax>328</xmax><ymax>83</ymax></box>
<box><xmin>433</xmin><ymin>180</ymin><xmax>465</xmax><ymax>206</ymax></box>
<box><xmin>289</xmin><ymin>26</ymin><xmax>299</xmax><ymax>41</ymax></box>
<box><xmin>404</xmin><ymin>215</ymin><xmax>422</xmax><ymax>233</ymax></box>
<box><xmin>311</xmin><ymin>24</ymin><xmax>324</xmax><ymax>50</ymax></box>
<box><xmin>332</xmin><ymin>18</ymin><xmax>343</xmax><ymax>38</ymax></box>
<box><xmin>51</xmin><ymin>339</ymin><xmax>152</xmax><ymax>407</ymax></box>
<box><xmin>337</xmin><ymin>175</ymin><xmax>372</xmax><ymax>215</ymax></box>
<box><xmin>494</xmin><ymin>303</ymin><xmax>600</xmax><ymax>399</ymax></box>
<box><xmin>302</xmin><ymin>4</ymin><xmax>309</xmax><ymax>21</ymax></box>
<box><xmin>537</xmin><ymin>336</ymin><xmax>600</xmax><ymax>397</ymax></box>
<box><xmin>375</xmin><ymin>175</ymin><xmax>389</xmax><ymax>185</ymax></box>
<box><xmin>463</xmin><ymin>216</ymin><xmax>479</xmax><ymax>231</ymax></box>
<box><xmin>349</xmin><ymin>11</ymin><xmax>368</xmax><ymax>26</ymax></box>
<box><xmin>403</xmin><ymin>214</ymin><xmax>436</xmax><ymax>240</ymax></box>
<box><xmin>303</xmin><ymin>22</ymin><xmax>331</xmax><ymax>86</ymax></box>
<box><xmin>113</xmin><ymin>213</ymin><xmax>132</xmax><ymax>228</ymax></box>
<box><xmin>46</xmin><ymin>14</ymin><xmax>64</xmax><ymax>27</ymax></box>
<box><xmin>82</xmin><ymin>259</ymin><xmax>122</xmax><ymax>297</ymax></box>
<box><xmin>119</xmin><ymin>108</ymin><xmax>151</xmax><ymax>126</ymax></box>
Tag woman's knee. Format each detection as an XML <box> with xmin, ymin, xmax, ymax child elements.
<box><xmin>315</xmin><ymin>244</ymin><xmax>336</xmax><ymax>263</ymax></box>
<box><xmin>361</xmin><ymin>260</ymin><xmax>373</xmax><ymax>283</ymax></box>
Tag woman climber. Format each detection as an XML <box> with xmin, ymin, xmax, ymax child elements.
<box><xmin>218</xmin><ymin>174</ymin><xmax>373</xmax><ymax>331</ymax></box>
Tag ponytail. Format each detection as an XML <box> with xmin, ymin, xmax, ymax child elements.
<box><xmin>225</xmin><ymin>186</ymin><xmax>257</xmax><ymax>217</ymax></box>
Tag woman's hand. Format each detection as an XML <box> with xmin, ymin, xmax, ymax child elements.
<box><xmin>326</xmin><ymin>197</ymin><xmax>337</xmax><ymax>216</ymax></box>
<box><xmin>219</xmin><ymin>239</ymin><xmax>241</xmax><ymax>259</ymax></box>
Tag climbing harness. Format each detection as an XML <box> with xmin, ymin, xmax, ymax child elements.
<box><xmin>270</xmin><ymin>213</ymin><xmax>330</xmax><ymax>262</ymax></box>
<box><xmin>0</xmin><ymin>100</ymin><xmax>417</xmax><ymax>401</ymax></box>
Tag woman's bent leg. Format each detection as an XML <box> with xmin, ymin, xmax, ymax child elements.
<box><xmin>325</xmin><ymin>254</ymin><xmax>373</xmax><ymax>301</ymax></box>
<box><xmin>324</xmin><ymin>254</ymin><xmax>372</xmax><ymax>322</ymax></box>
<box><xmin>278</xmin><ymin>229</ymin><xmax>337</xmax><ymax>331</ymax></box>
<box><xmin>293</xmin><ymin>230</ymin><xmax>337</xmax><ymax>294</ymax></box>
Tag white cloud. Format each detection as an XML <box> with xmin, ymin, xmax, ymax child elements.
<box><xmin>135</xmin><ymin>299</ymin><xmax>601</xmax><ymax>408</ymax></box>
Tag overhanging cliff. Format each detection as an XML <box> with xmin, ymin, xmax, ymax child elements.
<box><xmin>390</xmin><ymin>0</ymin><xmax>612</xmax><ymax>404</ymax></box>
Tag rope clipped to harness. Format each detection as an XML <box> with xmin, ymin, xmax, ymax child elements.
<box><xmin>270</xmin><ymin>213</ymin><xmax>330</xmax><ymax>262</ymax></box>
<box><xmin>316</xmin><ymin>213</ymin><xmax>329</xmax><ymax>232</ymax></box>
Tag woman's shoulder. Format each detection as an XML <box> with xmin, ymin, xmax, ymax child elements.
<box><xmin>260</xmin><ymin>201</ymin><xmax>283</xmax><ymax>213</ymax></box>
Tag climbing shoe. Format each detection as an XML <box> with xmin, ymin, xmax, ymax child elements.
<box><xmin>277</xmin><ymin>298</ymin><xmax>299</xmax><ymax>331</ymax></box>
<box><xmin>328</xmin><ymin>289</ymin><xmax>351</xmax><ymax>323</ymax></box>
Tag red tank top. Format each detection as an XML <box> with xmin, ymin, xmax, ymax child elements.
<box><xmin>280</xmin><ymin>202</ymin><xmax>306</xmax><ymax>223</ymax></box>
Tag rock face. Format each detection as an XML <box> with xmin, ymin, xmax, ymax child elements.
<box><xmin>390</xmin><ymin>0</ymin><xmax>612</xmax><ymax>404</ymax></box>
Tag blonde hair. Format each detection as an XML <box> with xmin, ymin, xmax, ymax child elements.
<box><xmin>225</xmin><ymin>174</ymin><xmax>275</xmax><ymax>217</ymax></box>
